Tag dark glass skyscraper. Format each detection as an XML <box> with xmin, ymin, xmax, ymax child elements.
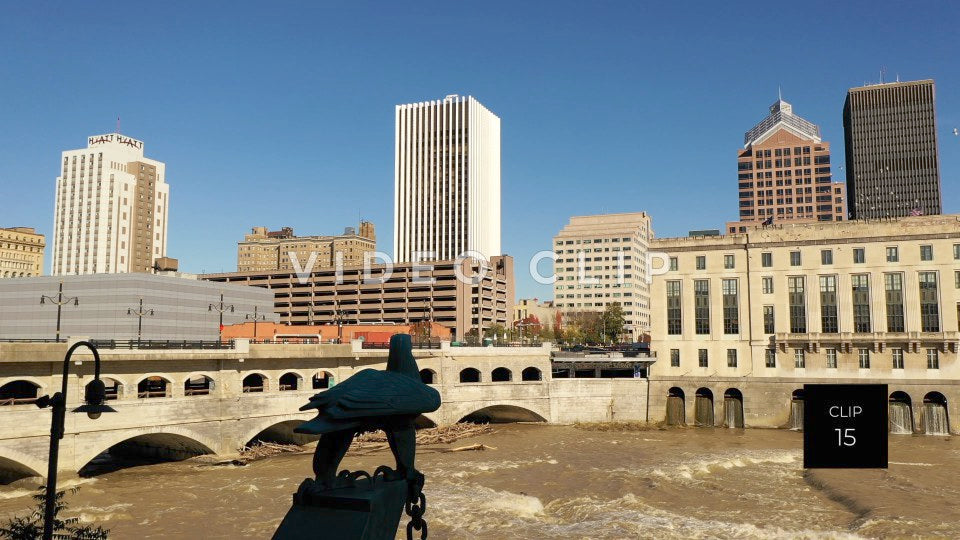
<box><xmin>844</xmin><ymin>79</ymin><xmax>942</xmax><ymax>219</ymax></box>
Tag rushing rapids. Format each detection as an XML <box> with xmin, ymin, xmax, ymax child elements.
<box><xmin>1</xmin><ymin>425</ymin><xmax>959</xmax><ymax>538</ymax></box>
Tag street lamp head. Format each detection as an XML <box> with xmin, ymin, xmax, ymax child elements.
<box><xmin>73</xmin><ymin>298</ymin><xmax>78</xmax><ymax>306</ymax></box>
<box><xmin>230</xmin><ymin>306</ymin><xmax>235</xmax><ymax>313</ymax></box>
<box><xmin>40</xmin><ymin>296</ymin><xmax>45</xmax><ymax>305</ymax></box>
<box><xmin>76</xmin><ymin>378</ymin><xmax>116</xmax><ymax>419</ymax></box>
<box><xmin>209</xmin><ymin>304</ymin><xmax>213</xmax><ymax>311</ymax></box>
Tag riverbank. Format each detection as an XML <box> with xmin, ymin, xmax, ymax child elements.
<box><xmin>1</xmin><ymin>425</ymin><xmax>958</xmax><ymax>538</ymax></box>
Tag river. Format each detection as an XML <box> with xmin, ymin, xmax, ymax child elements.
<box><xmin>2</xmin><ymin>425</ymin><xmax>959</xmax><ymax>539</ymax></box>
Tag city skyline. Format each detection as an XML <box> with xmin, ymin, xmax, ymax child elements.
<box><xmin>1</xmin><ymin>2</ymin><xmax>958</xmax><ymax>299</ymax></box>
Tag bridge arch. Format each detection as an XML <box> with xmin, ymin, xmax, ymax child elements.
<box><xmin>0</xmin><ymin>447</ymin><xmax>45</xmax><ymax>484</ymax></box>
<box><xmin>458</xmin><ymin>404</ymin><xmax>548</xmax><ymax>424</ymax></box>
<box><xmin>184</xmin><ymin>373</ymin><xmax>216</xmax><ymax>396</ymax></box>
<box><xmin>459</xmin><ymin>368</ymin><xmax>481</xmax><ymax>383</ymax></box>
<box><xmin>278</xmin><ymin>371</ymin><xmax>303</xmax><ymax>391</ymax></box>
<box><xmin>312</xmin><ymin>371</ymin><xmax>335</xmax><ymax>389</ymax></box>
<box><xmin>419</xmin><ymin>368</ymin><xmax>437</xmax><ymax>385</ymax></box>
<box><xmin>0</xmin><ymin>378</ymin><xmax>42</xmax><ymax>406</ymax></box>
<box><xmin>135</xmin><ymin>374</ymin><xmax>172</xmax><ymax>398</ymax></box>
<box><xmin>491</xmin><ymin>367</ymin><xmax>513</xmax><ymax>382</ymax></box>
<box><xmin>242</xmin><ymin>372</ymin><xmax>269</xmax><ymax>393</ymax></box>
<box><xmin>237</xmin><ymin>413</ymin><xmax>317</xmax><ymax>449</ymax></box>
<box><xmin>75</xmin><ymin>426</ymin><xmax>218</xmax><ymax>476</ymax></box>
<box><xmin>521</xmin><ymin>367</ymin><xmax>542</xmax><ymax>381</ymax></box>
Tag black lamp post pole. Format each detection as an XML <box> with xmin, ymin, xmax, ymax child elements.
<box><xmin>40</xmin><ymin>281</ymin><xmax>79</xmax><ymax>342</ymax></box>
<box><xmin>127</xmin><ymin>298</ymin><xmax>154</xmax><ymax>346</ymax></box>
<box><xmin>209</xmin><ymin>292</ymin><xmax>234</xmax><ymax>343</ymax></box>
<box><xmin>38</xmin><ymin>341</ymin><xmax>112</xmax><ymax>540</ymax></box>
<box><xmin>246</xmin><ymin>306</ymin><xmax>265</xmax><ymax>339</ymax></box>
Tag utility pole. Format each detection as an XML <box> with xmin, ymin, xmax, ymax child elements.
<box><xmin>246</xmin><ymin>305</ymin><xmax>266</xmax><ymax>339</ymax></box>
<box><xmin>40</xmin><ymin>281</ymin><xmax>79</xmax><ymax>342</ymax></box>
<box><xmin>126</xmin><ymin>298</ymin><xmax>154</xmax><ymax>345</ymax></box>
<box><xmin>208</xmin><ymin>292</ymin><xmax>235</xmax><ymax>342</ymax></box>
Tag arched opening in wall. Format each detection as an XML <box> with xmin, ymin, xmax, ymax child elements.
<box><xmin>242</xmin><ymin>373</ymin><xmax>266</xmax><ymax>393</ymax></box>
<box><xmin>694</xmin><ymin>388</ymin><xmax>714</xmax><ymax>427</ymax></box>
<box><xmin>96</xmin><ymin>378</ymin><xmax>122</xmax><ymax>400</ymax></box>
<box><xmin>521</xmin><ymin>367</ymin><xmax>542</xmax><ymax>381</ymax></box>
<box><xmin>246</xmin><ymin>420</ymin><xmax>319</xmax><ymax>447</ymax></box>
<box><xmin>789</xmin><ymin>389</ymin><xmax>805</xmax><ymax>431</ymax></box>
<box><xmin>491</xmin><ymin>367</ymin><xmax>512</xmax><ymax>382</ymax></box>
<box><xmin>279</xmin><ymin>372</ymin><xmax>301</xmax><ymax>391</ymax></box>
<box><xmin>414</xmin><ymin>415</ymin><xmax>437</xmax><ymax>429</ymax></box>
<box><xmin>312</xmin><ymin>371</ymin><xmax>335</xmax><ymax>389</ymax></box>
<box><xmin>184</xmin><ymin>375</ymin><xmax>214</xmax><ymax>396</ymax></box>
<box><xmin>419</xmin><ymin>369</ymin><xmax>436</xmax><ymax>385</ymax></box>
<box><xmin>0</xmin><ymin>380</ymin><xmax>39</xmax><ymax>406</ymax></box>
<box><xmin>923</xmin><ymin>392</ymin><xmax>949</xmax><ymax>436</ymax></box>
<box><xmin>889</xmin><ymin>391</ymin><xmax>914</xmax><ymax>434</ymax></box>
<box><xmin>458</xmin><ymin>405</ymin><xmax>547</xmax><ymax>424</ymax></box>
<box><xmin>137</xmin><ymin>376</ymin><xmax>170</xmax><ymax>398</ymax></box>
<box><xmin>723</xmin><ymin>388</ymin><xmax>744</xmax><ymax>428</ymax></box>
<box><xmin>0</xmin><ymin>455</ymin><xmax>42</xmax><ymax>485</ymax></box>
<box><xmin>666</xmin><ymin>387</ymin><xmax>685</xmax><ymax>425</ymax></box>
<box><xmin>459</xmin><ymin>368</ymin><xmax>481</xmax><ymax>383</ymax></box>
<box><xmin>79</xmin><ymin>433</ymin><xmax>215</xmax><ymax>477</ymax></box>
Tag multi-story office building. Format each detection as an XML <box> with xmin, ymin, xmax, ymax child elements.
<box><xmin>0</xmin><ymin>227</ymin><xmax>45</xmax><ymax>278</ymax></box>
<box><xmin>52</xmin><ymin>133</ymin><xmax>169</xmax><ymax>275</ymax></box>
<box><xmin>393</xmin><ymin>95</ymin><xmax>501</xmax><ymax>263</ymax></box>
<box><xmin>650</xmin><ymin>215</ymin><xmax>960</xmax><ymax>380</ymax></box>
<box><xmin>728</xmin><ymin>99</ymin><xmax>846</xmax><ymax>234</ymax></box>
<box><xmin>237</xmin><ymin>222</ymin><xmax>376</xmax><ymax>272</ymax></box>
<box><xmin>203</xmin><ymin>255</ymin><xmax>514</xmax><ymax>340</ymax></box>
<box><xmin>513</xmin><ymin>298</ymin><xmax>558</xmax><ymax>331</ymax></box>
<box><xmin>844</xmin><ymin>79</ymin><xmax>942</xmax><ymax>219</ymax></box>
<box><xmin>553</xmin><ymin>213</ymin><xmax>653</xmax><ymax>341</ymax></box>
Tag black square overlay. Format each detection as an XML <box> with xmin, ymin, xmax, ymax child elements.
<box><xmin>803</xmin><ymin>384</ymin><xmax>888</xmax><ymax>469</ymax></box>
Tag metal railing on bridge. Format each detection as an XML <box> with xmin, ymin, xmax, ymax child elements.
<box><xmin>361</xmin><ymin>341</ymin><xmax>441</xmax><ymax>350</ymax></box>
<box><xmin>90</xmin><ymin>339</ymin><xmax>235</xmax><ymax>350</ymax></box>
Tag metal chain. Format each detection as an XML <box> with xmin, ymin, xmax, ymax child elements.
<box><xmin>405</xmin><ymin>492</ymin><xmax>427</xmax><ymax>540</ymax></box>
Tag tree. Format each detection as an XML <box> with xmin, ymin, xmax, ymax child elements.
<box><xmin>484</xmin><ymin>324</ymin><xmax>506</xmax><ymax>340</ymax></box>
<box><xmin>600</xmin><ymin>303</ymin><xmax>626</xmax><ymax>344</ymax></box>
<box><xmin>0</xmin><ymin>487</ymin><xmax>109</xmax><ymax>540</ymax></box>
<box><xmin>408</xmin><ymin>321</ymin><xmax>432</xmax><ymax>342</ymax></box>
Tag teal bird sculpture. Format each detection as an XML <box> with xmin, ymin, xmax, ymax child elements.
<box><xmin>295</xmin><ymin>333</ymin><xmax>441</xmax><ymax>488</ymax></box>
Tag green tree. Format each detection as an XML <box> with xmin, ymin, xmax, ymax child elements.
<box><xmin>600</xmin><ymin>303</ymin><xmax>626</xmax><ymax>343</ymax></box>
<box><xmin>484</xmin><ymin>324</ymin><xmax>506</xmax><ymax>340</ymax></box>
<box><xmin>0</xmin><ymin>487</ymin><xmax>109</xmax><ymax>540</ymax></box>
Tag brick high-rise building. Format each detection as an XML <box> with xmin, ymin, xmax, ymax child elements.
<box><xmin>728</xmin><ymin>99</ymin><xmax>846</xmax><ymax>234</ymax></box>
<box><xmin>844</xmin><ymin>79</ymin><xmax>942</xmax><ymax>219</ymax></box>
<box><xmin>52</xmin><ymin>133</ymin><xmax>169</xmax><ymax>275</ymax></box>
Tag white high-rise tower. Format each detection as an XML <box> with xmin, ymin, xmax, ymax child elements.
<box><xmin>52</xmin><ymin>133</ymin><xmax>169</xmax><ymax>275</ymax></box>
<box><xmin>393</xmin><ymin>95</ymin><xmax>501</xmax><ymax>263</ymax></box>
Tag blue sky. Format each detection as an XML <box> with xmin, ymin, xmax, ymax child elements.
<box><xmin>1</xmin><ymin>1</ymin><xmax>958</xmax><ymax>299</ymax></box>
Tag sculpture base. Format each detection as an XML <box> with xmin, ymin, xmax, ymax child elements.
<box><xmin>272</xmin><ymin>477</ymin><xmax>407</xmax><ymax>540</ymax></box>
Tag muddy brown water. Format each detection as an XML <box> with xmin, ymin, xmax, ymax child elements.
<box><xmin>1</xmin><ymin>425</ymin><xmax>959</xmax><ymax>539</ymax></box>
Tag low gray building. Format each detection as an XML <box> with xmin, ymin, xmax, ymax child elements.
<box><xmin>0</xmin><ymin>274</ymin><xmax>277</xmax><ymax>341</ymax></box>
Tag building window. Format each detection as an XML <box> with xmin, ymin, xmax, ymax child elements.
<box><xmin>761</xmin><ymin>252</ymin><xmax>772</xmax><ymax>267</ymax></box>
<box><xmin>670</xmin><ymin>349</ymin><xmax>680</xmax><ymax>367</ymax></box>
<box><xmin>819</xmin><ymin>275</ymin><xmax>838</xmax><ymax>333</ymax></box>
<box><xmin>789</xmin><ymin>251</ymin><xmax>801</xmax><ymax>266</ymax></box>
<box><xmin>765</xmin><ymin>348</ymin><xmax>776</xmax><ymax>368</ymax></box>
<box><xmin>919</xmin><ymin>272</ymin><xmax>940</xmax><ymax>332</ymax></box>
<box><xmin>892</xmin><ymin>348</ymin><xmax>904</xmax><ymax>370</ymax></box>
<box><xmin>696</xmin><ymin>256</ymin><xmax>706</xmax><ymax>270</ymax></box>
<box><xmin>954</xmin><ymin>244</ymin><xmax>960</xmax><ymax>260</ymax></box>
<box><xmin>694</xmin><ymin>279</ymin><xmax>710</xmax><ymax>335</ymax></box>
<box><xmin>851</xmin><ymin>274</ymin><xmax>871</xmax><ymax>333</ymax></box>
<box><xmin>955</xmin><ymin>271</ymin><xmax>960</xmax><ymax>290</ymax></box>
<box><xmin>794</xmin><ymin>348</ymin><xmax>805</xmax><ymax>368</ymax></box>
<box><xmin>762</xmin><ymin>276</ymin><xmax>773</xmax><ymax>294</ymax></box>
<box><xmin>727</xmin><ymin>349</ymin><xmax>738</xmax><ymax>368</ymax></box>
<box><xmin>920</xmin><ymin>245</ymin><xmax>933</xmax><ymax>261</ymax></box>
<box><xmin>788</xmin><ymin>276</ymin><xmax>806</xmax><ymax>333</ymax></box>
<box><xmin>858</xmin><ymin>348</ymin><xmax>870</xmax><ymax>369</ymax></box>
<box><xmin>821</xmin><ymin>249</ymin><xmax>833</xmax><ymax>265</ymax></box>
<box><xmin>825</xmin><ymin>348</ymin><xmax>837</xmax><ymax>369</ymax></box>
<box><xmin>853</xmin><ymin>248</ymin><xmax>865</xmax><ymax>264</ymax></box>
<box><xmin>724</xmin><ymin>254</ymin><xmax>735</xmax><ymax>269</ymax></box>
<box><xmin>885</xmin><ymin>273</ymin><xmax>905</xmax><ymax>333</ymax></box>
<box><xmin>722</xmin><ymin>279</ymin><xmax>739</xmax><ymax>334</ymax></box>
<box><xmin>698</xmin><ymin>349</ymin><xmax>708</xmax><ymax>368</ymax></box>
<box><xmin>669</xmin><ymin>257</ymin><xmax>678</xmax><ymax>271</ymax></box>
<box><xmin>666</xmin><ymin>281</ymin><xmax>682</xmax><ymax>335</ymax></box>
<box><xmin>763</xmin><ymin>305</ymin><xmax>775</xmax><ymax>334</ymax></box>
<box><xmin>886</xmin><ymin>247</ymin><xmax>899</xmax><ymax>263</ymax></box>
<box><xmin>927</xmin><ymin>348</ymin><xmax>939</xmax><ymax>369</ymax></box>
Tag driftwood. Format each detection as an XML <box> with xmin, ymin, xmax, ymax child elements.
<box><xmin>441</xmin><ymin>443</ymin><xmax>497</xmax><ymax>453</ymax></box>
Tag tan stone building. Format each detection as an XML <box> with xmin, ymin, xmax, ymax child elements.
<box><xmin>513</xmin><ymin>298</ymin><xmax>558</xmax><ymax>331</ymax></box>
<box><xmin>727</xmin><ymin>99</ymin><xmax>846</xmax><ymax>234</ymax></box>
<box><xmin>204</xmin><ymin>255</ymin><xmax>514</xmax><ymax>341</ymax></box>
<box><xmin>553</xmin><ymin>212</ymin><xmax>653</xmax><ymax>341</ymax></box>
<box><xmin>0</xmin><ymin>227</ymin><xmax>45</xmax><ymax>278</ymax></box>
<box><xmin>237</xmin><ymin>221</ymin><xmax>376</xmax><ymax>272</ymax></box>
<box><xmin>650</xmin><ymin>215</ymin><xmax>960</xmax><ymax>381</ymax></box>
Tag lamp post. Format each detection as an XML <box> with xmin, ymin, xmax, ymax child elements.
<box><xmin>40</xmin><ymin>281</ymin><xmax>79</xmax><ymax>342</ymax></box>
<box><xmin>126</xmin><ymin>298</ymin><xmax>154</xmax><ymax>345</ymax></box>
<box><xmin>34</xmin><ymin>341</ymin><xmax>115</xmax><ymax>540</ymax></box>
<box><xmin>246</xmin><ymin>306</ymin><xmax>266</xmax><ymax>339</ymax></box>
<box><xmin>333</xmin><ymin>308</ymin><xmax>345</xmax><ymax>344</ymax></box>
<box><xmin>209</xmin><ymin>292</ymin><xmax>235</xmax><ymax>342</ymax></box>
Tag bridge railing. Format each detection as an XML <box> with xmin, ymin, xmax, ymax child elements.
<box><xmin>90</xmin><ymin>339</ymin><xmax>235</xmax><ymax>350</ymax></box>
<box><xmin>0</xmin><ymin>397</ymin><xmax>39</xmax><ymax>406</ymax></box>
<box><xmin>361</xmin><ymin>341</ymin><xmax>441</xmax><ymax>350</ymax></box>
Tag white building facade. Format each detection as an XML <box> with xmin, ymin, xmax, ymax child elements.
<box><xmin>393</xmin><ymin>95</ymin><xmax>501</xmax><ymax>263</ymax></box>
<box><xmin>52</xmin><ymin>134</ymin><xmax>169</xmax><ymax>275</ymax></box>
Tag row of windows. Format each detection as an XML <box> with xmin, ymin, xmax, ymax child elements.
<box><xmin>674</xmin><ymin>244</ymin><xmax>959</xmax><ymax>273</ymax></box>
<box><xmin>669</xmin><ymin>347</ymin><xmax>940</xmax><ymax>370</ymax></box>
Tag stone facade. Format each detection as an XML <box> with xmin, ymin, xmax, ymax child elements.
<box><xmin>237</xmin><ymin>222</ymin><xmax>376</xmax><ymax>272</ymax></box>
<box><xmin>0</xmin><ymin>227</ymin><xmax>44</xmax><ymax>278</ymax></box>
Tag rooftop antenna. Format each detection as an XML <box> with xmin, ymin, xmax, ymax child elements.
<box><xmin>116</xmin><ymin>116</ymin><xmax>121</xmax><ymax>134</ymax></box>
<box><xmin>880</xmin><ymin>66</ymin><xmax>886</xmax><ymax>84</ymax></box>
<box><xmin>778</xmin><ymin>85</ymin><xmax>782</xmax><ymax>101</ymax></box>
